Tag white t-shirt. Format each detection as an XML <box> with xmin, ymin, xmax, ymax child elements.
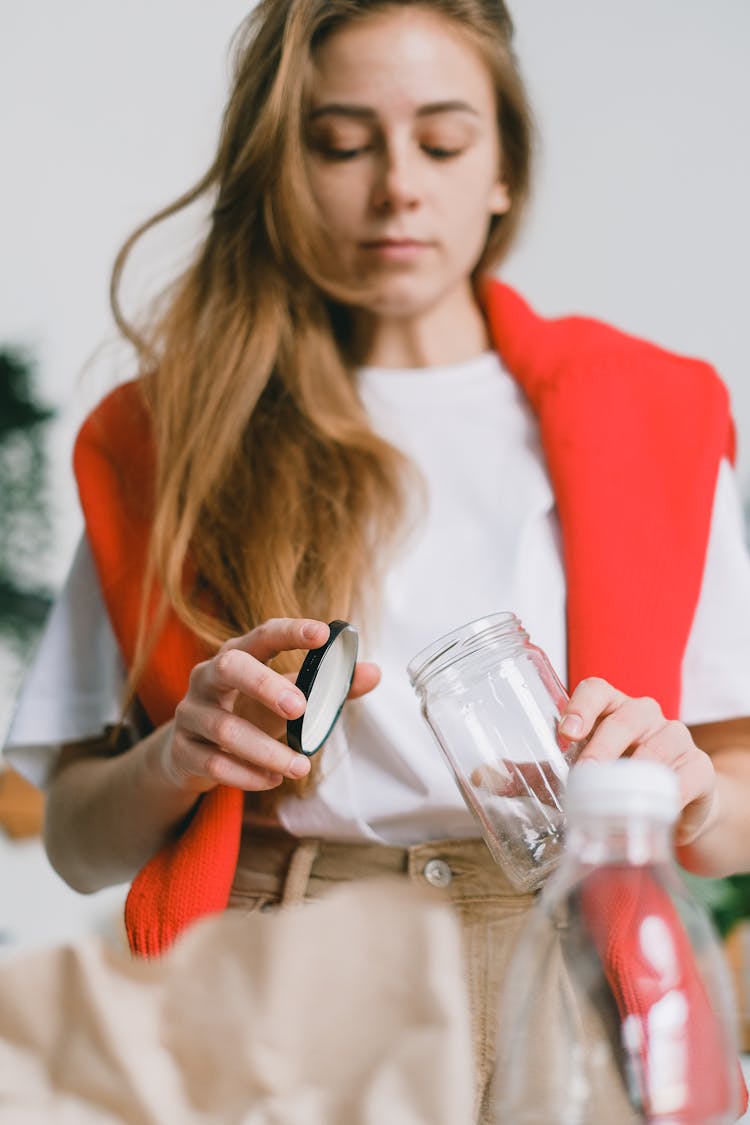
<box><xmin>6</xmin><ymin>352</ymin><xmax>750</xmax><ymax>844</ymax></box>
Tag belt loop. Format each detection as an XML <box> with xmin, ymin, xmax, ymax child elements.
<box><xmin>281</xmin><ymin>839</ymin><xmax>321</xmax><ymax>906</ymax></box>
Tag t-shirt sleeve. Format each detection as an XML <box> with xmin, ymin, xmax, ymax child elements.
<box><xmin>680</xmin><ymin>458</ymin><xmax>750</xmax><ymax>725</ymax></box>
<box><xmin>2</xmin><ymin>534</ymin><xmax>129</xmax><ymax>789</ymax></box>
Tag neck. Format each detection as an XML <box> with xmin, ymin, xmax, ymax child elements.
<box><xmin>354</xmin><ymin>281</ymin><xmax>492</xmax><ymax>369</ymax></box>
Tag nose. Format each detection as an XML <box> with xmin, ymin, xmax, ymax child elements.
<box><xmin>370</xmin><ymin>143</ymin><xmax>421</xmax><ymax>213</ymax></box>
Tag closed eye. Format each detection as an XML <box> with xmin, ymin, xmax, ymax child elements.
<box><xmin>322</xmin><ymin>145</ymin><xmax>373</xmax><ymax>161</ymax></box>
<box><xmin>423</xmin><ymin>145</ymin><xmax>464</xmax><ymax>160</ymax></box>
<box><xmin>322</xmin><ymin>144</ymin><xmax>462</xmax><ymax>161</ymax></box>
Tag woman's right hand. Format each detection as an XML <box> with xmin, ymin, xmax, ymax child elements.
<box><xmin>162</xmin><ymin>618</ymin><xmax>380</xmax><ymax>795</ymax></box>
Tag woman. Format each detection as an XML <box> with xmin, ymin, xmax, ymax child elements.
<box><xmin>6</xmin><ymin>0</ymin><xmax>750</xmax><ymax>1116</ymax></box>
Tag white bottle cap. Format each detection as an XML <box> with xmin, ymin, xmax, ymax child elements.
<box><xmin>565</xmin><ymin>759</ymin><xmax>679</xmax><ymax>824</ymax></box>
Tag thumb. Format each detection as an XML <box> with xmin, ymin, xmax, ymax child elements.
<box><xmin>347</xmin><ymin>661</ymin><xmax>381</xmax><ymax>699</ymax></box>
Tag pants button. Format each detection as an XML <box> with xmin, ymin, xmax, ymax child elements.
<box><xmin>423</xmin><ymin>858</ymin><xmax>453</xmax><ymax>888</ymax></box>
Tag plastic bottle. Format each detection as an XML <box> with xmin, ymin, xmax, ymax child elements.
<box><xmin>491</xmin><ymin>759</ymin><xmax>745</xmax><ymax>1124</ymax></box>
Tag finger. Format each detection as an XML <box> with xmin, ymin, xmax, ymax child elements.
<box><xmin>232</xmin><ymin>693</ymin><xmax>287</xmax><ymax>740</ymax></box>
<box><xmin>668</xmin><ymin>754</ymin><xmax>715</xmax><ymax>845</ymax></box>
<box><xmin>675</xmin><ymin>780</ymin><xmax>716</xmax><ymax>845</ymax></box>
<box><xmin>631</xmin><ymin>724</ymin><xmax>716</xmax><ymax>841</ymax></box>
<box><xmin>232</xmin><ymin>663</ymin><xmax>380</xmax><ymax>739</ymax></box>
<box><xmin>631</xmin><ymin>719</ymin><xmax>699</xmax><ymax>772</ymax></box>
<box><xmin>178</xmin><ymin>700</ymin><xmax>311</xmax><ymax>780</ymax></box>
<box><xmin>177</xmin><ymin>738</ymin><xmax>287</xmax><ymax>792</ymax></box>
<box><xmin>228</xmin><ymin>618</ymin><xmax>330</xmax><ymax>665</ymax></box>
<box><xmin>347</xmin><ymin>661</ymin><xmax>381</xmax><ymax>698</ymax></box>
<box><xmin>559</xmin><ymin>677</ymin><xmax>629</xmax><ymax>741</ymax></box>
<box><xmin>206</xmin><ymin>648</ymin><xmax>308</xmax><ymax>721</ymax></box>
<box><xmin>577</xmin><ymin>696</ymin><xmax>666</xmax><ymax>763</ymax></box>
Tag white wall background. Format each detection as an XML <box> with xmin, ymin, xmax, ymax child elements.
<box><xmin>0</xmin><ymin>2</ymin><xmax>749</xmax><ymax>946</ymax></box>
<box><xmin>509</xmin><ymin>3</ymin><xmax>750</xmax><ymax>495</ymax></box>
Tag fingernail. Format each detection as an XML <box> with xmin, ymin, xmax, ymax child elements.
<box><xmin>279</xmin><ymin>690</ymin><xmax>305</xmax><ymax>717</ymax></box>
<box><xmin>560</xmin><ymin>714</ymin><xmax>583</xmax><ymax>738</ymax></box>
<box><xmin>288</xmin><ymin>755</ymin><xmax>311</xmax><ymax>778</ymax></box>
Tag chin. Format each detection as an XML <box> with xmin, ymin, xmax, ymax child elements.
<box><xmin>357</xmin><ymin>283</ymin><xmax>446</xmax><ymax>322</ymax></box>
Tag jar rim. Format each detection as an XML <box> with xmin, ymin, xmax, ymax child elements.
<box><xmin>407</xmin><ymin>611</ymin><xmax>525</xmax><ymax>687</ymax></box>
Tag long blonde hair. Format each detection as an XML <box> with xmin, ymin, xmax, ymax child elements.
<box><xmin>112</xmin><ymin>0</ymin><xmax>534</xmax><ymax>754</ymax></box>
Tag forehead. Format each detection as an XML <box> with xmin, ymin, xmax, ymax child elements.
<box><xmin>309</xmin><ymin>7</ymin><xmax>496</xmax><ymax>116</ymax></box>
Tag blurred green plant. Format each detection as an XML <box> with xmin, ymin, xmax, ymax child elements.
<box><xmin>0</xmin><ymin>348</ymin><xmax>55</xmax><ymax>653</ymax></box>
<box><xmin>685</xmin><ymin>871</ymin><xmax>750</xmax><ymax>940</ymax></box>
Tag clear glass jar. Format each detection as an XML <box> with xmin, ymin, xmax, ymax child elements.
<box><xmin>491</xmin><ymin>760</ymin><xmax>743</xmax><ymax>1124</ymax></box>
<box><xmin>407</xmin><ymin>612</ymin><xmax>586</xmax><ymax>891</ymax></box>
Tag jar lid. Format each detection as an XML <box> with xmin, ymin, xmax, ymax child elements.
<box><xmin>565</xmin><ymin>759</ymin><xmax>679</xmax><ymax>824</ymax></box>
<box><xmin>286</xmin><ymin>620</ymin><xmax>358</xmax><ymax>756</ymax></box>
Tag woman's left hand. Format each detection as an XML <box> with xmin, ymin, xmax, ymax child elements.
<box><xmin>561</xmin><ymin>677</ymin><xmax>717</xmax><ymax>846</ymax></box>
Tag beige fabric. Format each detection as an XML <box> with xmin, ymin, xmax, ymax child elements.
<box><xmin>0</xmin><ymin>880</ymin><xmax>474</xmax><ymax>1124</ymax></box>
<box><xmin>0</xmin><ymin>833</ymin><xmax>646</xmax><ymax>1124</ymax></box>
<box><xmin>229</xmin><ymin>832</ymin><xmax>536</xmax><ymax>1122</ymax></box>
<box><xmin>229</xmin><ymin>832</ymin><xmax>641</xmax><ymax>1125</ymax></box>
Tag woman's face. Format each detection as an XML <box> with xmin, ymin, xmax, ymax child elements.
<box><xmin>305</xmin><ymin>7</ymin><xmax>510</xmax><ymax>326</ymax></box>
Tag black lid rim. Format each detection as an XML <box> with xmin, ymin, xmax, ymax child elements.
<box><xmin>286</xmin><ymin>620</ymin><xmax>358</xmax><ymax>756</ymax></box>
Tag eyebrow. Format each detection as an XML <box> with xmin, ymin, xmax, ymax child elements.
<box><xmin>309</xmin><ymin>100</ymin><xmax>479</xmax><ymax>121</ymax></box>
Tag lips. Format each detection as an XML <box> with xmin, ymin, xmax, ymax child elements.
<box><xmin>358</xmin><ymin>237</ymin><xmax>433</xmax><ymax>262</ymax></box>
<box><xmin>360</xmin><ymin>238</ymin><xmax>429</xmax><ymax>249</ymax></box>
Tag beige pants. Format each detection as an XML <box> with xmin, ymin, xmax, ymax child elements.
<box><xmin>228</xmin><ymin>831</ymin><xmax>640</xmax><ymax>1124</ymax></box>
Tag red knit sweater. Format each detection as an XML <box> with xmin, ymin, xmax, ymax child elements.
<box><xmin>73</xmin><ymin>280</ymin><xmax>734</xmax><ymax>958</ymax></box>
